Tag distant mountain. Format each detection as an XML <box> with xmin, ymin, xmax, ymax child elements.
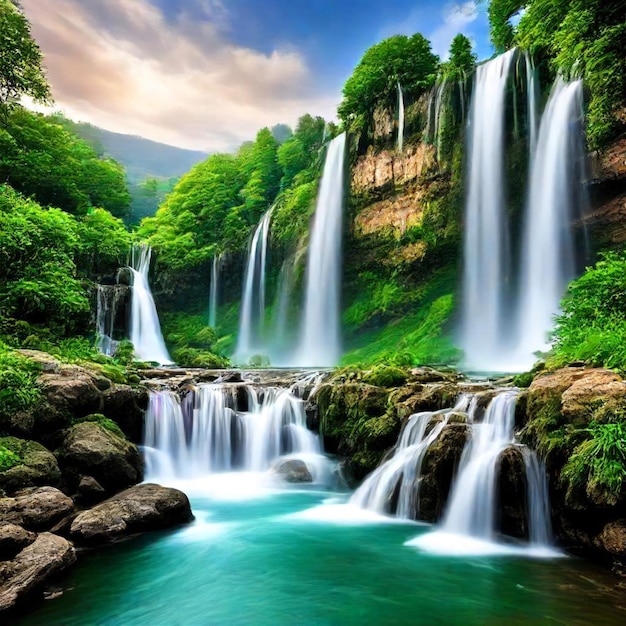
<box><xmin>55</xmin><ymin>117</ymin><xmax>208</xmax><ymax>183</ymax></box>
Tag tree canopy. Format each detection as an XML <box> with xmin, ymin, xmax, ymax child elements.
<box><xmin>0</xmin><ymin>0</ymin><xmax>51</xmax><ymax>109</ymax></box>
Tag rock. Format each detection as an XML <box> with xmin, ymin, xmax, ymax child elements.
<box><xmin>271</xmin><ymin>459</ymin><xmax>312</xmax><ymax>483</ymax></box>
<box><xmin>69</xmin><ymin>483</ymin><xmax>193</xmax><ymax>544</ymax></box>
<box><xmin>419</xmin><ymin>423</ymin><xmax>470</xmax><ymax>522</ymax></box>
<box><xmin>0</xmin><ymin>487</ymin><xmax>74</xmax><ymax>532</ymax></box>
<box><xmin>497</xmin><ymin>446</ymin><xmax>529</xmax><ymax>540</ymax></box>
<box><xmin>594</xmin><ymin>520</ymin><xmax>626</xmax><ymax>559</ymax></box>
<box><xmin>0</xmin><ymin>438</ymin><xmax>61</xmax><ymax>495</ymax></box>
<box><xmin>0</xmin><ymin>532</ymin><xmax>76</xmax><ymax>614</ymax></box>
<box><xmin>38</xmin><ymin>367</ymin><xmax>103</xmax><ymax>418</ymax></box>
<box><xmin>59</xmin><ymin>422</ymin><xmax>142</xmax><ymax>494</ymax></box>
<box><xmin>101</xmin><ymin>384</ymin><xmax>149</xmax><ymax>442</ymax></box>
<box><xmin>75</xmin><ymin>476</ymin><xmax>106</xmax><ymax>505</ymax></box>
<box><xmin>0</xmin><ymin>524</ymin><xmax>36</xmax><ymax>561</ymax></box>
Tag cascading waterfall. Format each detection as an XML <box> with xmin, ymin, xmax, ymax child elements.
<box><xmin>459</xmin><ymin>50</ymin><xmax>516</xmax><ymax>371</ymax></box>
<box><xmin>397</xmin><ymin>82</ymin><xmax>404</xmax><ymax>153</ymax></box>
<box><xmin>95</xmin><ymin>284</ymin><xmax>125</xmax><ymax>356</ymax></box>
<box><xmin>295</xmin><ymin>133</ymin><xmax>346</xmax><ymax>367</ymax></box>
<box><xmin>235</xmin><ymin>208</ymin><xmax>273</xmax><ymax>361</ymax></box>
<box><xmin>208</xmin><ymin>254</ymin><xmax>222</xmax><ymax>328</ymax></box>
<box><xmin>129</xmin><ymin>244</ymin><xmax>172</xmax><ymax>364</ymax></box>
<box><xmin>524</xmin><ymin>52</ymin><xmax>539</xmax><ymax>153</ymax></box>
<box><xmin>143</xmin><ymin>378</ymin><xmax>327</xmax><ymax>482</ymax></box>
<box><xmin>350</xmin><ymin>395</ymin><xmax>473</xmax><ymax>518</ymax></box>
<box><xmin>516</xmin><ymin>78</ymin><xmax>585</xmax><ymax>362</ymax></box>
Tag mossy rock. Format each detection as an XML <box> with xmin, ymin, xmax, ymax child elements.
<box><xmin>72</xmin><ymin>414</ymin><xmax>125</xmax><ymax>438</ymax></box>
<box><xmin>362</xmin><ymin>365</ymin><xmax>408</xmax><ymax>388</ymax></box>
<box><xmin>0</xmin><ymin>437</ymin><xmax>61</xmax><ymax>495</ymax></box>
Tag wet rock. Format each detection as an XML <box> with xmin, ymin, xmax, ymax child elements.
<box><xmin>0</xmin><ymin>532</ymin><xmax>76</xmax><ymax>614</ymax></box>
<box><xmin>594</xmin><ymin>520</ymin><xmax>626</xmax><ymax>559</ymax></box>
<box><xmin>38</xmin><ymin>368</ymin><xmax>103</xmax><ymax>418</ymax></box>
<box><xmin>419</xmin><ymin>423</ymin><xmax>470</xmax><ymax>522</ymax></box>
<box><xmin>0</xmin><ymin>438</ymin><xmax>61</xmax><ymax>495</ymax></box>
<box><xmin>0</xmin><ymin>524</ymin><xmax>36</xmax><ymax>561</ymax></box>
<box><xmin>497</xmin><ymin>446</ymin><xmax>529</xmax><ymax>540</ymax></box>
<box><xmin>75</xmin><ymin>476</ymin><xmax>106</xmax><ymax>506</ymax></box>
<box><xmin>0</xmin><ymin>487</ymin><xmax>74</xmax><ymax>532</ymax></box>
<box><xmin>69</xmin><ymin>483</ymin><xmax>193</xmax><ymax>545</ymax></box>
<box><xmin>271</xmin><ymin>459</ymin><xmax>312</xmax><ymax>483</ymax></box>
<box><xmin>58</xmin><ymin>422</ymin><xmax>142</xmax><ymax>494</ymax></box>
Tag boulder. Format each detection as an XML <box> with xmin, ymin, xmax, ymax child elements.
<box><xmin>75</xmin><ymin>475</ymin><xmax>106</xmax><ymax>506</ymax></box>
<box><xmin>101</xmin><ymin>384</ymin><xmax>149</xmax><ymax>442</ymax></box>
<box><xmin>0</xmin><ymin>532</ymin><xmax>76</xmax><ymax>614</ymax></box>
<box><xmin>594</xmin><ymin>520</ymin><xmax>626</xmax><ymax>559</ymax></box>
<box><xmin>0</xmin><ymin>487</ymin><xmax>74</xmax><ymax>532</ymax></box>
<box><xmin>271</xmin><ymin>459</ymin><xmax>312</xmax><ymax>483</ymax></box>
<box><xmin>0</xmin><ymin>438</ymin><xmax>61</xmax><ymax>495</ymax></box>
<box><xmin>59</xmin><ymin>422</ymin><xmax>142</xmax><ymax>494</ymax></box>
<box><xmin>69</xmin><ymin>483</ymin><xmax>193</xmax><ymax>544</ymax></box>
<box><xmin>497</xmin><ymin>446</ymin><xmax>529</xmax><ymax>540</ymax></box>
<box><xmin>419</xmin><ymin>423</ymin><xmax>470</xmax><ymax>521</ymax></box>
<box><xmin>38</xmin><ymin>367</ymin><xmax>103</xmax><ymax>418</ymax></box>
<box><xmin>0</xmin><ymin>524</ymin><xmax>36</xmax><ymax>561</ymax></box>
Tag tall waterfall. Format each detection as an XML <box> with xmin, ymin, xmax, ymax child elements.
<box><xmin>235</xmin><ymin>209</ymin><xmax>273</xmax><ymax>362</ymax></box>
<box><xmin>524</xmin><ymin>52</ymin><xmax>539</xmax><ymax>153</ymax></box>
<box><xmin>208</xmin><ymin>254</ymin><xmax>222</xmax><ymax>328</ymax></box>
<box><xmin>143</xmin><ymin>378</ymin><xmax>328</xmax><ymax>482</ymax></box>
<box><xmin>397</xmin><ymin>82</ymin><xmax>404</xmax><ymax>153</ymax></box>
<box><xmin>295</xmin><ymin>133</ymin><xmax>346</xmax><ymax>367</ymax></box>
<box><xmin>459</xmin><ymin>50</ymin><xmax>516</xmax><ymax>371</ymax></box>
<box><xmin>516</xmin><ymin>79</ymin><xmax>585</xmax><ymax>361</ymax></box>
<box><xmin>129</xmin><ymin>245</ymin><xmax>172</xmax><ymax>364</ymax></box>
<box><xmin>95</xmin><ymin>284</ymin><xmax>125</xmax><ymax>356</ymax></box>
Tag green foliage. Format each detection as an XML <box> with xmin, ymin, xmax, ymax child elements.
<box><xmin>0</xmin><ymin>444</ymin><xmax>22</xmax><ymax>472</ymax></box>
<box><xmin>171</xmin><ymin>347</ymin><xmax>229</xmax><ymax>369</ymax></box>
<box><xmin>0</xmin><ymin>185</ymin><xmax>90</xmax><ymax>336</ymax></box>
<box><xmin>551</xmin><ymin>252</ymin><xmax>626</xmax><ymax>370</ymax></box>
<box><xmin>512</xmin><ymin>371</ymin><xmax>535</xmax><ymax>388</ymax></box>
<box><xmin>73</xmin><ymin>413</ymin><xmax>126</xmax><ymax>438</ymax></box>
<box><xmin>0</xmin><ymin>0</ymin><xmax>51</xmax><ymax>109</ymax></box>
<box><xmin>562</xmin><ymin>421</ymin><xmax>626</xmax><ymax>506</ymax></box>
<box><xmin>489</xmin><ymin>0</ymin><xmax>626</xmax><ymax>148</ymax></box>
<box><xmin>338</xmin><ymin>34</ymin><xmax>439</xmax><ymax>130</ymax></box>
<box><xmin>0</xmin><ymin>108</ymin><xmax>130</xmax><ymax>216</ymax></box>
<box><xmin>0</xmin><ymin>342</ymin><xmax>41</xmax><ymax>420</ymax></box>
<box><xmin>442</xmin><ymin>34</ymin><xmax>477</xmax><ymax>79</ymax></box>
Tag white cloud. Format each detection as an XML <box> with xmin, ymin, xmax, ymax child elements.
<box><xmin>20</xmin><ymin>0</ymin><xmax>338</xmax><ymax>151</ymax></box>
<box><xmin>429</xmin><ymin>2</ymin><xmax>479</xmax><ymax>59</ymax></box>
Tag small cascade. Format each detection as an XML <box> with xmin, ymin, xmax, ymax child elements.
<box><xmin>129</xmin><ymin>244</ymin><xmax>172</xmax><ymax>364</ymax></box>
<box><xmin>350</xmin><ymin>395</ymin><xmax>472</xmax><ymax>518</ymax></box>
<box><xmin>295</xmin><ymin>132</ymin><xmax>346</xmax><ymax>367</ymax></box>
<box><xmin>441</xmin><ymin>391</ymin><xmax>518</xmax><ymax>539</ymax></box>
<box><xmin>516</xmin><ymin>78</ymin><xmax>585</xmax><ymax>362</ymax></box>
<box><xmin>396</xmin><ymin>82</ymin><xmax>404</xmax><ymax>153</ymax></box>
<box><xmin>95</xmin><ymin>284</ymin><xmax>125</xmax><ymax>356</ymax></box>
<box><xmin>459</xmin><ymin>50</ymin><xmax>516</xmax><ymax>371</ymax></box>
<box><xmin>143</xmin><ymin>377</ymin><xmax>327</xmax><ymax>482</ymax></box>
<box><xmin>208</xmin><ymin>254</ymin><xmax>223</xmax><ymax>328</ymax></box>
<box><xmin>235</xmin><ymin>209</ymin><xmax>273</xmax><ymax>362</ymax></box>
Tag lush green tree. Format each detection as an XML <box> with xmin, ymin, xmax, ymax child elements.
<box><xmin>443</xmin><ymin>34</ymin><xmax>477</xmax><ymax>78</ymax></box>
<box><xmin>487</xmin><ymin>0</ymin><xmax>525</xmax><ymax>51</ymax></box>
<box><xmin>277</xmin><ymin>114</ymin><xmax>325</xmax><ymax>189</ymax></box>
<box><xmin>338</xmin><ymin>34</ymin><xmax>439</xmax><ymax>130</ymax></box>
<box><xmin>0</xmin><ymin>107</ymin><xmax>130</xmax><ymax>216</ymax></box>
<box><xmin>0</xmin><ymin>0</ymin><xmax>51</xmax><ymax>112</ymax></box>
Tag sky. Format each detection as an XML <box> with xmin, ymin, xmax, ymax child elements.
<box><xmin>21</xmin><ymin>0</ymin><xmax>492</xmax><ymax>152</ymax></box>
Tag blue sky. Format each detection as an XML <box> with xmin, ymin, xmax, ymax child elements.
<box><xmin>22</xmin><ymin>0</ymin><xmax>492</xmax><ymax>151</ymax></box>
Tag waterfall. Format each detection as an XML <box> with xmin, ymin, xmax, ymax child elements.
<box><xmin>397</xmin><ymin>82</ymin><xmax>404</xmax><ymax>153</ymax></box>
<box><xmin>350</xmin><ymin>395</ymin><xmax>472</xmax><ymax>518</ymax></box>
<box><xmin>235</xmin><ymin>209</ymin><xmax>273</xmax><ymax>362</ymax></box>
<box><xmin>143</xmin><ymin>378</ymin><xmax>326</xmax><ymax>481</ymax></box>
<box><xmin>516</xmin><ymin>78</ymin><xmax>585</xmax><ymax>362</ymax></box>
<box><xmin>440</xmin><ymin>391</ymin><xmax>517</xmax><ymax>539</ymax></box>
<box><xmin>524</xmin><ymin>52</ymin><xmax>539</xmax><ymax>153</ymax></box>
<box><xmin>129</xmin><ymin>244</ymin><xmax>172</xmax><ymax>364</ymax></box>
<box><xmin>208</xmin><ymin>254</ymin><xmax>222</xmax><ymax>328</ymax></box>
<box><xmin>95</xmin><ymin>284</ymin><xmax>125</xmax><ymax>356</ymax></box>
<box><xmin>295</xmin><ymin>133</ymin><xmax>346</xmax><ymax>367</ymax></box>
<box><xmin>459</xmin><ymin>50</ymin><xmax>516</xmax><ymax>371</ymax></box>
